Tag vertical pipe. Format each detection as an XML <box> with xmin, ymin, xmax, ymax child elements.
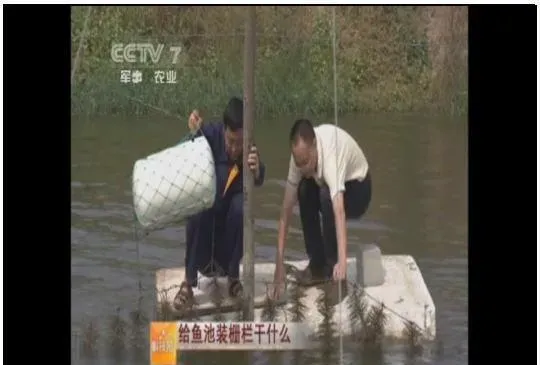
<box><xmin>242</xmin><ymin>6</ymin><xmax>256</xmax><ymax>321</ymax></box>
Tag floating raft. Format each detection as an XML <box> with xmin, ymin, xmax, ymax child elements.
<box><xmin>156</xmin><ymin>248</ymin><xmax>436</xmax><ymax>341</ymax></box>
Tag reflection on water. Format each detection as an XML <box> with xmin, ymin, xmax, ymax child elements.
<box><xmin>71</xmin><ymin>114</ymin><xmax>467</xmax><ymax>365</ymax></box>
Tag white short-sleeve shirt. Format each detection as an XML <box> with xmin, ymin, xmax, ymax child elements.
<box><xmin>287</xmin><ymin>124</ymin><xmax>369</xmax><ymax>199</ymax></box>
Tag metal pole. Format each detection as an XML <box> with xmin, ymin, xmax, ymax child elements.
<box><xmin>242</xmin><ymin>6</ymin><xmax>256</xmax><ymax>321</ymax></box>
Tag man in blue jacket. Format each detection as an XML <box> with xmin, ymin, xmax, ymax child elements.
<box><xmin>173</xmin><ymin>97</ymin><xmax>265</xmax><ymax>311</ymax></box>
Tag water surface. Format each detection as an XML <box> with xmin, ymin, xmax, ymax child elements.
<box><xmin>71</xmin><ymin>114</ymin><xmax>468</xmax><ymax>365</ymax></box>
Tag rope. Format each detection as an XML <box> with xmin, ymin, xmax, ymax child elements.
<box><xmin>133</xmin><ymin>209</ymin><xmax>144</xmax><ymax>295</ymax></box>
<box><xmin>330</xmin><ymin>7</ymin><xmax>344</xmax><ymax>365</ymax></box>
<box><xmin>126</xmin><ymin>96</ymin><xmax>185</xmax><ymax>122</ymax></box>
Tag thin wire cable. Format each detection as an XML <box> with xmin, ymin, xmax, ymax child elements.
<box><xmin>71</xmin><ymin>6</ymin><xmax>92</xmax><ymax>87</ymax></box>
<box><xmin>127</xmin><ymin>96</ymin><xmax>185</xmax><ymax>120</ymax></box>
<box><xmin>328</xmin><ymin>7</ymin><xmax>429</xmax><ymax>349</ymax></box>
<box><xmin>330</xmin><ymin>6</ymin><xmax>344</xmax><ymax>365</ymax></box>
<box><xmin>133</xmin><ymin>210</ymin><xmax>144</xmax><ymax>295</ymax></box>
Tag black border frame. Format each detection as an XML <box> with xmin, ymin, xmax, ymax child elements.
<box><xmin>468</xmin><ymin>5</ymin><xmax>536</xmax><ymax>364</ymax></box>
<box><xmin>3</xmin><ymin>4</ymin><xmax>536</xmax><ymax>364</ymax></box>
<box><xmin>4</xmin><ymin>4</ymin><xmax>71</xmax><ymax>364</ymax></box>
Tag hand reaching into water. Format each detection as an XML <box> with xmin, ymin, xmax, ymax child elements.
<box><xmin>333</xmin><ymin>260</ymin><xmax>347</xmax><ymax>281</ymax></box>
<box><xmin>269</xmin><ymin>261</ymin><xmax>286</xmax><ymax>300</ymax></box>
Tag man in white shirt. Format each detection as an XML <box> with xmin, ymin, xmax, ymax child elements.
<box><xmin>272</xmin><ymin>119</ymin><xmax>372</xmax><ymax>291</ymax></box>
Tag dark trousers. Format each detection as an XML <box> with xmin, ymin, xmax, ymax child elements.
<box><xmin>185</xmin><ymin>193</ymin><xmax>243</xmax><ymax>287</ymax></box>
<box><xmin>298</xmin><ymin>172</ymin><xmax>372</xmax><ymax>278</ymax></box>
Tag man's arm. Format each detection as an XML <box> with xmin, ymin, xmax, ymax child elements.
<box><xmin>193</xmin><ymin>121</ymin><xmax>219</xmax><ymax>149</ymax></box>
<box><xmin>277</xmin><ymin>155</ymin><xmax>301</xmax><ymax>264</ymax></box>
<box><xmin>323</xmin><ymin>147</ymin><xmax>348</xmax><ymax>266</ymax></box>
<box><xmin>332</xmin><ymin>192</ymin><xmax>347</xmax><ymax>265</ymax></box>
<box><xmin>186</xmin><ymin>110</ymin><xmax>218</xmax><ymax>148</ymax></box>
<box><xmin>276</xmin><ymin>182</ymin><xmax>298</xmax><ymax>263</ymax></box>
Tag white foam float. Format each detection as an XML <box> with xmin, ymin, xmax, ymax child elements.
<box><xmin>156</xmin><ymin>245</ymin><xmax>436</xmax><ymax>341</ymax></box>
<box><xmin>132</xmin><ymin>135</ymin><xmax>216</xmax><ymax>231</ymax></box>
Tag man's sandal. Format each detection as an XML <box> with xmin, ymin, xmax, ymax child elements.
<box><xmin>228</xmin><ymin>278</ymin><xmax>244</xmax><ymax>298</ymax></box>
<box><xmin>173</xmin><ymin>281</ymin><xmax>194</xmax><ymax>311</ymax></box>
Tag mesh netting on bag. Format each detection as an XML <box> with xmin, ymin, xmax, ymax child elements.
<box><xmin>132</xmin><ymin>134</ymin><xmax>216</xmax><ymax>232</ymax></box>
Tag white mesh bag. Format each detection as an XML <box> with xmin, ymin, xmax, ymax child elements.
<box><xmin>132</xmin><ymin>135</ymin><xmax>216</xmax><ymax>231</ymax></box>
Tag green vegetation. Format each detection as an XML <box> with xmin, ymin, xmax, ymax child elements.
<box><xmin>71</xmin><ymin>6</ymin><xmax>467</xmax><ymax>118</ymax></box>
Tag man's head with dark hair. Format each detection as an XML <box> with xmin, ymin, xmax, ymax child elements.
<box><xmin>290</xmin><ymin>119</ymin><xmax>318</xmax><ymax>178</ymax></box>
<box><xmin>223</xmin><ymin>97</ymin><xmax>243</xmax><ymax>131</ymax></box>
<box><xmin>223</xmin><ymin>97</ymin><xmax>244</xmax><ymax>162</ymax></box>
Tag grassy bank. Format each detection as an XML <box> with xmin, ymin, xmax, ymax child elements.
<box><xmin>71</xmin><ymin>6</ymin><xmax>468</xmax><ymax>118</ymax></box>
